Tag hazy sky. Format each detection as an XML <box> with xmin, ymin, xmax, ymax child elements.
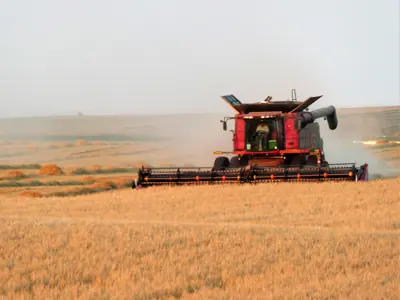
<box><xmin>1</xmin><ymin>0</ymin><xmax>399</xmax><ymax>117</ymax></box>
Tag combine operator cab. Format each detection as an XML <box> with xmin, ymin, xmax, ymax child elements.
<box><xmin>238</xmin><ymin>115</ymin><xmax>284</xmax><ymax>152</ymax></box>
<box><xmin>133</xmin><ymin>90</ymin><xmax>369</xmax><ymax>188</ymax></box>
<box><xmin>216</xmin><ymin>93</ymin><xmax>335</xmax><ymax>168</ymax></box>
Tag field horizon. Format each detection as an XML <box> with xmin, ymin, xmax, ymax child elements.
<box><xmin>1</xmin><ymin>103</ymin><xmax>399</xmax><ymax>119</ymax></box>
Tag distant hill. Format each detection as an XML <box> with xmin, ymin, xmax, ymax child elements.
<box><xmin>337</xmin><ymin>105</ymin><xmax>400</xmax><ymax>114</ymax></box>
<box><xmin>336</xmin><ymin>105</ymin><xmax>400</xmax><ymax>138</ymax></box>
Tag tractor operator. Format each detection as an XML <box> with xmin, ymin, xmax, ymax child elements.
<box><xmin>255</xmin><ymin>120</ymin><xmax>270</xmax><ymax>151</ymax></box>
<box><xmin>256</xmin><ymin>120</ymin><xmax>270</xmax><ymax>135</ymax></box>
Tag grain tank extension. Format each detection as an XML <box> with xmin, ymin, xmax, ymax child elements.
<box><xmin>133</xmin><ymin>90</ymin><xmax>368</xmax><ymax>188</ymax></box>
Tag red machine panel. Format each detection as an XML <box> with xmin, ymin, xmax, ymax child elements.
<box><xmin>234</xmin><ymin>117</ymin><xmax>245</xmax><ymax>151</ymax></box>
<box><xmin>284</xmin><ymin>114</ymin><xmax>299</xmax><ymax>149</ymax></box>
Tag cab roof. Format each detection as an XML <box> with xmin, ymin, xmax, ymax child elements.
<box><xmin>221</xmin><ymin>95</ymin><xmax>322</xmax><ymax>114</ymax></box>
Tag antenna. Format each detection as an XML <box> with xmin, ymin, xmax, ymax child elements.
<box><xmin>291</xmin><ymin>89</ymin><xmax>297</xmax><ymax>102</ymax></box>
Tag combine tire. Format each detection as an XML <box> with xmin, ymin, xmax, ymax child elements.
<box><xmin>229</xmin><ymin>156</ymin><xmax>241</xmax><ymax>168</ymax></box>
<box><xmin>290</xmin><ymin>155</ymin><xmax>306</xmax><ymax>167</ymax></box>
<box><xmin>306</xmin><ymin>156</ymin><xmax>318</xmax><ymax>166</ymax></box>
<box><xmin>213</xmin><ymin>156</ymin><xmax>230</xmax><ymax>170</ymax></box>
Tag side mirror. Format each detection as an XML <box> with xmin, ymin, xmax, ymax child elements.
<box><xmin>221</xmin><ymin>120</ymin><xmax>227</xmax><ymax>131</ymax></box>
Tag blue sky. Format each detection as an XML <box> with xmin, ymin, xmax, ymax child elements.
<box><xmin>1</xmin><ymin>0</ymin><xmax>399</xmax><ymax>117</ymax></box>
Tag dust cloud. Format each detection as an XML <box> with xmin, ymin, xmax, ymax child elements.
<box><xmin>319</xmin><ymin>109</ymin><xmax>400</xmax><ymax>179</ymax></box>
<box><xmin>155</xmin><ymin>113</ymin><xmax>233</xmax><ymax>166</ymax></box>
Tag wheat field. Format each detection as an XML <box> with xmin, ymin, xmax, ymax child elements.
<box><xmin>0</xmin><ymin>109</ymin><xmax>399</xmax><ymax>299</ymax></box>
<box><xmin>1</xmin><ymin>178</ymin><xmax>399</xmax><ymax>299</ymax></box>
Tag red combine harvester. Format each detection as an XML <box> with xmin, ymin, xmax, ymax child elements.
<box><xmin>133</xmin><ymin>90</ymin><xmax>369</xmax><ymax>188</ymax></box>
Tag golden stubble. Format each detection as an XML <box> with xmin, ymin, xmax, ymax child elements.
<box><xmin>0</xmin><ymin>178</ymin><xmax>399</xmax><ymax>299</ymax></box>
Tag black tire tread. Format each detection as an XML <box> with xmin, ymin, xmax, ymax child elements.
<box><xmin>213</xmin><ymin>156</ymin><xmax>230</xmax><ymax>170</ymax></box>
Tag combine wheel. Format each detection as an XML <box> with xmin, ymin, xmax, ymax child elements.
<box><xmin>290</xmin><ymin>155</ymin><xmax>306</xmax><ymax>167</ymax></box>
<box><xmin>306</xmin><ymin>156</ymin><xmax>318</xmax><ymax>166</ymax></box>
<box><xmin>229</xmin><ymin>156</ymin><xmax>241</xmax><ymax>168</ymax></box>
<box><xmin>213</xmin><ymin>156</ymin><xmax>230</xmax><ymax>170</ymax></box>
